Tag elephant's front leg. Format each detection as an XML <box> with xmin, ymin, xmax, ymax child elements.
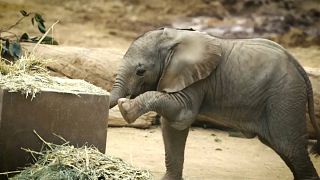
<box><xmin>118</xmin><ymin>91</ymin><xmax>200</xmax><ymax>130</ymax></box>
<box><xmin>118</xmin><ymin>91</ymin><xmax>194</xmax><ymax>180</ymax></box>
<box><xmin>161</xmin><ymin>118</ymin><xmax>189</xmax><ymax>180</ymax></box>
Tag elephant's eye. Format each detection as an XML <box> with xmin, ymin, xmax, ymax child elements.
<box><xmin>136</xmin><ymin>68</ymin><xmax>146</xmax><ymax>76</ymax></box>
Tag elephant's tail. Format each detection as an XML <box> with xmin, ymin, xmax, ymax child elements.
<box><xmin>286</xmin><ymin>52</ymin><xmax>320</xmax><ymax>155</ymax></box>
<box><xmin>292</xmin><ymin>59</ymin><xmax>320</xmax><ymax>155</ymax></box>
<box><xmin>307</xmin><ymin>84</ymin><xmax>320</xmax><ymax>156</ymax></box>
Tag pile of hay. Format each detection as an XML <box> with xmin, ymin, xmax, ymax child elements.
<box><xmin>0</xmin><ymin>53</ymin><xmax>108</xmax><ymax>98</ymax></box>
<box><xmin>0</xmin><ymin>52</ymin><xmax>50</xmax><ymax>75</ymax></box>
<box><xmin>10</xmin><ymin>132</ymin><xmax>152</xmax><ymax>180</ymax></box>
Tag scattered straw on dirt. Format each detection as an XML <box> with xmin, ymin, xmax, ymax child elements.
<box><xmin>7</xmin><ymin>131</ymin><xmax>152</xmax><ymax>180</ymax></box>
<box><xmin>0</xmin><ymin>53</ymin><xmax>108</xmax><ymax>98</ymax></box>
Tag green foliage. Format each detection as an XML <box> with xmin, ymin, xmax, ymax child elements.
<box><xmin>0</xmin><ymin>10</ymin><xmax>59</xmax><ymax>62</ymax></box>
<box><xmin>1</xmin><ymin>39</ymin><xmax>21</xmax><ymax>61</ymax></box>
<box><xmin>34</xmin><ymin>13</ymin><xmax>46</xmax><ymax>33</ymax></box>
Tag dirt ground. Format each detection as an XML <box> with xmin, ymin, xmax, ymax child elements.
<box><xmin>1</xmin><ymin>0</ymin><xmax>320</xmax><ymax>179</ymax></box>
<box><xmin>107</xmin><ymin>127</ymin><xmax>320</xmax><ymax>180</ymax></box>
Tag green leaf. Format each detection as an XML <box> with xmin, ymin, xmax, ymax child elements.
<box><xmin>30</xmin><ymin>36</ymin><xmax>40</xmax><ymax>41</ymax></box>
<box><xmin>8</xmin><ymin>41</ymin><xmax>21</xmax><ymax>60</ymax></box>
<box><xmin>37</xmin><ymin>21</ymin><xmax>46</xmax><ymax>33</ymax></box>
<box><xmin>41</xmin><ymin>36</ymin><xmax>59</xmax><ymax>45</ymax></box>
<box><xmin>34</xmin><ymin>13</ymin><xmax>45</xmax><ymax>23</ymax></box>
<box><xmin>11</xmin><ymin>42</ymin><xmax>22</xmax><ymax>59</ymax></box>
<box><xmin>42</xmin><ymin>36</ymin><xmax>53</xmax><ymax>41</ymax></box>
<box><xmin>33</xmin><ymin>13</ymin><xmax>47</xmax><ymax>33</ymax></box>
<box><xmin>20</xmin><ymin>33</ymin><xmax>29</xmax><ymax>41</ymax></box>
<box><xmin>20</xmin><ymin>10</ymin><xmax>28</xmax><ymax>16</ymax></box>
<box><xmin>28</xmin><ymin>36</ymin><xmax>58</xmax><ymax>45</ymax></box>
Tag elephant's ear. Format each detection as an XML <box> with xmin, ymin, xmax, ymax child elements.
<box><xmin>157</xmin><ymin>28</ymin><xmax>222</xmax><ymax>92</ymax></box>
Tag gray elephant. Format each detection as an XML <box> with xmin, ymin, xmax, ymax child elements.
<box><xmin>109</xmin><ymin>28</ymin><xmax>320</xmax><ymax>180</ymax></box>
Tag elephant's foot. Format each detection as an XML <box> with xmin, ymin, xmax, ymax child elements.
<box><xmin>161</xmin><ymin>173</ymin><xmax>183</xmax><ymax>180</ymax></box>
<box><xmin>118</xmin><ymin>98</ymin><xmax>141</xmax><ymax>124</ymax></box>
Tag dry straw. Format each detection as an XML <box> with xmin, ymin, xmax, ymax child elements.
<box><xmin>5</xmin><ymin>131</ymin><xmax>152</xmax><ymax>180</ymax></box>
<box><xmin>0</xmin><ymin>53</ymin><xmax>108</xmax><ymax>99</ymax></box>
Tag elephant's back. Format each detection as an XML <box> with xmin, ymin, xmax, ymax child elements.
<box><xmin>220</xmin><ymin>39</ymin><xmax>289</xmax><ymax>83</ymax></box>
<box><xmin>220</xmin><ymin>38</ymin><xmax>301</xmax><ymax>82</ymax></box>
<box><xmin>201</xmin><ymin>38</ymin><xmax>307</xmax><ymax>129</ymax></box>
<box><xmin>229</xmin><ymin>39</ymin><xmax>304</xmax><ymax>83</ymax></box>
<box><xmin>206</xmin><ymin>38</ymin><xmax>305</xmax><ymax>118</ymax></box>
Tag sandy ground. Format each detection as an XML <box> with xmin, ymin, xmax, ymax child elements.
<box><xmin>107</xmin><ymin>127</ymin><xmax>320</xmax><ymax>180</ymax></box>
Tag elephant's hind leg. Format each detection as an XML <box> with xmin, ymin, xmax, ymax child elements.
<box><xmin>261</xmin><ymin>95</ymin><xmax>318</xmax><ymax>180</ymax></box>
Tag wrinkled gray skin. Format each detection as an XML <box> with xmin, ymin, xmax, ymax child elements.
<box><xmin>109</xmin><ymin>28</ymin><xmax>320</xmax><ymax>180</ymax></box>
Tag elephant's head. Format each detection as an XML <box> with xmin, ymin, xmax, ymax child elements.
<box><xmin>109</xmin><ymin>28</ymin><xmax>222</xmax><ymax>108</ymax></box>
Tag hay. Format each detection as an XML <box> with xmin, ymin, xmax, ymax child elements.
<box><xmin>0</xmin><ymin>53</ymin><xmax>108</xmax><ymax>98</ymax></box>
<box><xmin>0</xmin><ymin>53</ymin><xmax>48</xmax><ymax>75</ymax></box>
<box><xmin>0</xmin><ymin>73</ymin><xmax>109</xmax><ymax>98</ymax></box>
<box><xmin>9</xmin><ymin>131</ymin><xmax>152</xmax><ymax>180</ymax></box>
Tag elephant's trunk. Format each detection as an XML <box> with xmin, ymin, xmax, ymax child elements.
<box><xmin>109</xmin><ymin>68</ymin><xmax>129</xmax><ymax>109</ymax></box>
<box><xmin>109</xmin><ymin>88</ymin><xmax>126</xmax><ymax>109</ymax></box>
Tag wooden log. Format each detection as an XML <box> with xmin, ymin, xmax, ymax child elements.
<box><xmin>22</xmin><ymin>43</ymin><xmax>124</xmax><ymax>91</ymax></box>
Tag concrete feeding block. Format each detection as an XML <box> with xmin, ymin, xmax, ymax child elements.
<box><xmin>0</xmin><ymin>78</ymin><xmax>109</xmax><ymax>175</ymax></box>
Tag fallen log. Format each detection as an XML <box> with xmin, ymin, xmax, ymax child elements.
<box><xmin>22</xmin><ymin>43</ymin><xmax>124</xmax><ymax>91</ymax></box>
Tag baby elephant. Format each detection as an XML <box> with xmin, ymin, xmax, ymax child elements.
<box><xmin>109</xmin><ymin>28</ymin><xmax>320</xmax><ymax>180</ymax></box>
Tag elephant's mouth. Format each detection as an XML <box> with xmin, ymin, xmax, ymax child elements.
<box><xmin>129</xmin><ymin>94</ymin><xmax>138</xmax><ymax>99</ymax></box>
<box><xmin>129</xmin><ymin>86</ymin><xmax>143</xmax><ymax>99</ymax></box>
<box><xmin>129</xmin><ymin>79</ymin><xmax>149</xmax><ymax>99</ymax></box>
<box><xmin>128</xmin><ymin>82</ymin><xmax>157</xmax><ymax>99</ymax></box>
